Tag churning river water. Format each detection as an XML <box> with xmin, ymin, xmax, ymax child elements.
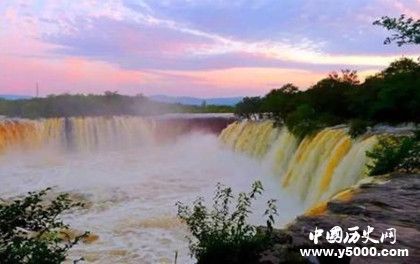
<box><xmin>0</xmin><ymin>130</ymin><xmax>303</xmax><ymax>263</ymax></box>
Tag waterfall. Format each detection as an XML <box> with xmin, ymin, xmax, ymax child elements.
<box><xmin>0</xmin><ymin>119</ymin><xmax>51</xmax><ymax>152</ymax></box>
<box><xmin>220</xmin><ymin>120</ymin><xmax>278</xmax><ymax>157</ymax></box>
<box><xmin>0</xmin><ymin>117</ymin><xmax>152</xmax><ymax>152</ymax></box>
<box><xmin>66</xmin><ymin>116</ymin><xmax>156</xmax><ymax>151</ymax></box>
<box><xmin>219</xmin><ymin>120</ymin><xmax>378</xmax><ymax>206</ymax></box>
<box><xmin>1</xmin><ymin>117</ymin><xmax>378</xmax><ymax>206</ymax></box>
<box><xmin>0</xmin><ymin>115</ymin><xmax>233</xmax><ymax>153</ymax></box>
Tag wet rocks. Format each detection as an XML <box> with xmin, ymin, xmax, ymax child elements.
<box><xmin>260</xmin><ymin>173</ymin><xmax>420</xmax><ymax>264</ymax></box>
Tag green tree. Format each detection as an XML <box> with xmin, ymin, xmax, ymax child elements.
<box><xmin>0</xmin><ymin>93</ymin><xmax>234</xmax><ymax>118</ymax></box>
<box><xmin>380</xmin><ymin>57</ymin><xmax>420</xmax><ymax>77</ymax></box>
<box><xmin>369</xmin><ymin>58</ymin><xmax>420</xmax><ymax>123</ymax></box>
<box><xmin>284</xmin><ymin>104</ymin><xmax>326</xmax><ymax>139</ymax></box>
<box><xmin>234</xmin><ymin>97</ymin><xmax>262</xmax><ymax>120</ymax></box>
<box><xmin>261</xmin><ymin>83</ymin><xmax>300</xmax><ymax>124</ymax></box>
<box><xmin>304</xmin><ymin>70</ymin><xmax>358</xmax><ymax>120</ymax></box>
<box><xmin>374</xmin><ymin>15</ymin><xmax>420</xmax><ymax>46</ymax></box>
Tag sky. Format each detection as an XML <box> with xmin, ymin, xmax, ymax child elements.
<box><xmin>0</xmin><ymin>0</ymin><xmax>419</xmax><ymax>97</ymax></box>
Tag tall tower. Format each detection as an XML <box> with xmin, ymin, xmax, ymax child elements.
<box><xmin>36</xmin><ymin>82</ymin><xmax>39</xmax><ymax>98</ymax></box>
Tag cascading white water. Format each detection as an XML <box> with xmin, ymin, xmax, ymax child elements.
<box><xmin>0</xmin><ymin>116</ymin><xmax>303</xmax><ymax>264</ymax></box>
<box><xmin>0</xmin><ymin>115</ymin><xmax>234</xmax><ymax>152</ymax></box>
<box><xmin>219</xmin><ymin>120</ymin><xmax>378</xmax><ymax>207</ymax></box>
<box><xmin>1</xmin><ymin>116</ymin><xmax>381</xmax><ymax>262</ymax></box>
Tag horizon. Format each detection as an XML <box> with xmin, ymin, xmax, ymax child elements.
<box><xmin>1</xmin><ymin>0</ymin><xmax>419</xmax><ymax>97</ymax></box>
<box><xmin>0</xmin><ymin>92</ymin><xmax>243</xmax><ymax>99</ymax></box>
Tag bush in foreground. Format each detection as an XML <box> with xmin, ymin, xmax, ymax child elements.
<box><xmin>0</xmin><ymin>188</ymin><xmax>88</xmax><ymax>264</ymax></box>
<box><xmin>176</xmin><ymin>181</ymin><xmax>277</xmax><ymax>264</ymax></box>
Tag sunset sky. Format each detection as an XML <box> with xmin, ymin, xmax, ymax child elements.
<box><xmin>1</xmin><ymin>0</ymin><xmax>419</xmax><ymax>97</ymax></box>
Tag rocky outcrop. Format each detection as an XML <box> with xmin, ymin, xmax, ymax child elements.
<box><xmin>260</xmin><ymin>173</ymin><xmax>420</xmax><ymax>264</ymax></box>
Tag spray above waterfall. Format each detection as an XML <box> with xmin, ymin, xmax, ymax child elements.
<box><xmin>0</xmin><ymin>115</ymin><xmax>304</xmax><ymax>263</ymax></box>
<box><xmin>0</xmin><ymin>115</ymin><xmax>234</xmax><ymax>153</ymax></box>
<box><xmin>1</xmin><ymin>117</ymin><xmax>379</xmax><ymax>207</ymax></box>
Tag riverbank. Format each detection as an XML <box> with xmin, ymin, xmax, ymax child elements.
<box><xmin>259</xmin><ymin>173</ymin><xmax>420</xmax><ymax>263</ymax></box>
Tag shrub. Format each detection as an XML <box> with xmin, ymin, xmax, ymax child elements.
<box><xmin>284</xmin><ymin>104</ymin><xmax>323</xmax><ymax>139</ymax></box>
<box><xmin>397</xmin><ymin>133</ymin><xmax>420</xmax><ymax>173</ymax></box>
<box><xmin>176</xmin><ymin>181</ymin><xmax>277</xmax><ymax>264</ymax></box>
<box><xmin>348</xmin><ymin>119</ymin><xmax>370</xmax><ymax>138</ymax></box>
<box><xmin>366</xmin><ymin>135</ymin><xmax>419</xmax><ymax>176</ymax></box>
<box><xmin>0</xmin><ymin>188</ymin><xmax>88</xmax><ymax>264</ymax></box>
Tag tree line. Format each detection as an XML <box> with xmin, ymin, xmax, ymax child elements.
<box><xmin>235</xmin><ymin>57</ymin><xmax>420</xmax><ymax>138</ymax></box>
<box><xmin>0</xmin><ymin>92</ymin><xmax>233</xmax><ymax>118</ymax></box>
<box><xmin>234</xmin><ymin>14</ymin><xmax>420</xmax><ymax>139</ymax></box>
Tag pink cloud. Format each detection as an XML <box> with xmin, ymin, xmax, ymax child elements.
<box><xmin>1</xmin><ymin>0</ymin><xmax>418</xmax><ymax>98</ymax></box>
<box><xmin>149</xmin><ymin>68</ymin><xmax>325</xmax><ymax>96</ymax></box>
<box><xmin>0</xmin><ymin>55</ymin><xmax>151</xmax><ymax>96</ymax></box>
<box><xmin>0</xmin><ymin>51</ymin><xmax>386</xmax><ymax>98</ymax></box>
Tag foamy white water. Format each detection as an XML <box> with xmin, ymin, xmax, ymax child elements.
<box><xmin>0</xmin><ymin>132</ymin><xmax>303</xmax><ymax>264</ymax></box>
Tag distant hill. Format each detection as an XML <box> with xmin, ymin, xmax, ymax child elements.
<box><xmin>150</xmin><ymin>95</ymin><xmax>242</xmax><ymax>106</ymax></box>
<box><xmin>0</xmin><ymin>95</ymin><xmax>32</xmax><ymax>100</ymax></box>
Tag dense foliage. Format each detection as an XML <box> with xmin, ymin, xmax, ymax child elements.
<box><xmin>367</xmin><ymin>133</ymin><xmax>420</xmax><ymax>176</ymax></box>
<box><xmin>374</xmin><ymin>15</ymin><xmax>420</xmax><ymax>46</ymax></box>
<box><xmin>235</xmin><ymin>58</ymin><xmax>420</xmax><ymax>138</ymax></box>
<box><xmin>0</xmin><ymin>92</ymin><xmax>233</xmax><ymax>118</ymax></box>
<box><xmin>176</xmin><ymin>181</ymin><xmax>277</xmax><ymax>264</ymax></box>
<box><xmin>0</xmin><ymin>188</ymin><xmax>87</xmax><ymax>264</ymax></box>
